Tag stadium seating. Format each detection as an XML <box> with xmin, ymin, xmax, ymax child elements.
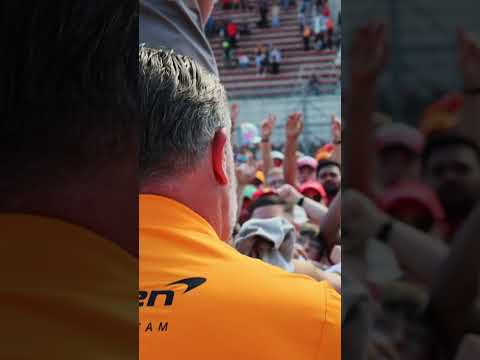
<box><xmin>209</xmin><ymin>0</ymin><xmax>341</xmax><ymax>98</ymax></box>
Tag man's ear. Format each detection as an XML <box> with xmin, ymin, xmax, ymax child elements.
<box><xmin>212</xmin><ymin>129</ymin><xmax>229</xmax><ymax>185</ymax></box>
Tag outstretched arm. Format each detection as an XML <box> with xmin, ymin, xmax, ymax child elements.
<box><xmin>277</xmin><ymin>184</ymin><xmax>328</xmax><ymax>225</ymax></box>
<box><xmin>292</xmin><ymin>259</ymin><xmax>341</xmax><ymax>293</ymax></box>
<box><xmin>283</xmin><ymin>112</ymin><xmax>303</xmax><ymax>188</ymax></box>
<box><xmin>330</xmin><ymin>115</ymin><xmax>342</xmax><ymax>166</ymax></box>
<box><xmin>344</xmin><ymin>23</ymin><xmax>388</xmax><ymax>198</ymax></box>
<box><xmin>319</xmin><ymin>192</ymin><xmax>341</xmax><ymax>248</ymax></box>
<box><xmin>260</xmin><ymin>114</ymin><xmax>276</xmax><ymax>177</ymax></box>
<box><xmin>342</xmin><ymin>190</ymin><xmax>449</xmax><ymax>287</ymax></box>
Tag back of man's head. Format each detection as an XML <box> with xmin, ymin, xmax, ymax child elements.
<box><xmin>139</xmin><ymin>47</ymin><xmax>229</xmax><ymax>182</ymax></box>
<box><xmin>0</xmin><ymin>1</ymin><xmax>138</xmax><ymax>192</ymax></box>
<box><xmin>249</xmin><ymin>195</ymin><xmax>287</xmax><ymax>219</ymax></box>
<box><xmin>139</xmin><ymin>48</ymin><xmax>237</xmax><ymax>242</ymax></box>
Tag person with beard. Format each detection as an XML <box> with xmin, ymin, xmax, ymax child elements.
<box><xmin>422</xmin><ymin>132</ymin><xmax>480</xmax><ymax>240</ymax></box>
<box><xmin>317</xmin><ymin>159</ymin><xmax>341</xmax><ymax>204</ymax></box>
<box><xmin>138</xmin><ymin>49</ymin><xmax>340</xmax><ymax>359</ymax></box>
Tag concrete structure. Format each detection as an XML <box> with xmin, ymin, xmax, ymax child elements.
<box><xmin>342</xmin><ymin>0</ymin><xmax>479</xmax><ymax>123</ymax></box>
<box><xmin>233</xmin><ymin>94</ymin><xmax>341</xmax><ymax>149</ymax></box>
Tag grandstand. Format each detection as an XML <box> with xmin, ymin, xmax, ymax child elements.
<box><xmin>208</xmin><ymin>0</ymin><xmax>341</xmax><ymax>99</ymax></box>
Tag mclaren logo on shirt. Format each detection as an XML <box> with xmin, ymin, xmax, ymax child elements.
<box><xmin>139</xmin><ymin>277</ymin><xmax>206</xmax><ymax>307</ymax></box>
<box><xmin>139</xmin><ymin>277</ymin><xmax>206</xmax><ymax>333</ymax></box>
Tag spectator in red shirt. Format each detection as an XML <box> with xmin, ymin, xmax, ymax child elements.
<box><xmin>322</xmin><ymin>0</ymin><xmax>331</xmax><ymax>17</ymax></box>
<box><xmin>326</xmin><ymin>17</ymin><xmax>334</xmax><ymax>49</ymax></box>
<box><xmin>226</xmin><ymin>20</ymin><xmax>238</xmax><ymax>48</ymax></box>
<box><xmin>223</xmin><ymin>0</ymin><xmax>231</xmax><ymax>10</ymax></box>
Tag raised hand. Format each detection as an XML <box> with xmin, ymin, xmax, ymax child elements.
<box><xmin>331</xmin><ymin>114</ymin><xmax>341</xmax><ymax>143</ymax></box>
<box><xmin>235</xmin><ymin>156</ymin><xmax>257</xmax><ymax>186</ymax></box>
<box><xmin>277</xmin><ymin>183</ymin><xmax>302</xmax><ymax>205</ymax></box>
<box><xmin>350</xmin><ymin>22</ymin><xmax>389</xmax><ymax>85</ymax></box>
<box><xmin>285</xmin><ymin>112</ymin><xmax>304</xmax><ymax>140</ymax></box>
<box><xmin>260</xmin><ymin>113</ymin><xmax>277</xmax><ymax>141</ymax></box>
<box><xmin>458</xmin><ymin>28</ymin><xmax>480</xmax><ymax>91</ymax></box>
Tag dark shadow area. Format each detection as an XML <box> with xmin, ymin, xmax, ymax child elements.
<box><xmin>0</xmin><ymin>1</ymin><xmax>139</xmax><ymax>358</ymax></box>
<box><xmin>342</xmin><ymin>1</ymin><xmax>480</xmax><ymax>359</ymax></box>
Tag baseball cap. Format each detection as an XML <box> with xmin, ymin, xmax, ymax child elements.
<box><xmin>375</xmin><ymin>123</ymin><xmax>425</xmax><ymax>155</ymax></box>
<box><xmin>297</xmin><ymin>155</ymin><xmax>318</xmax><ymax>169</ymax></box>
<box><xmin>243</xmin><ymin>185</ymin><xmax>258</xmax><ymax>199</ymax></box>
<box><xmin>255</xmin><ymin>170</ymin><xmax>265</xmax><ymax>184</ymax></box>
<box><xmin>299</xmin><ymin>181</ymin><xmax>327</xmax><ymax>199</ymax></box>
<box><xmin>251</xmin><ymin>186</ymin><xmax>278</xmax><ymax>202</ymax></box>
<box><xmin>380</xmin><ymin>181</ymin><xmax>445</xmax><ymax>221</ymax></box>
<box><xmin>271</xmin><ymin>150</ymin><xmax>285</xmax><ymax>161</ymax></box>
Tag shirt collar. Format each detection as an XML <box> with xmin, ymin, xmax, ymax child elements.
<box><xmin>139</xmin><ymin>194</ymin><xmax>220</xmax><ymax>240</ymax></box>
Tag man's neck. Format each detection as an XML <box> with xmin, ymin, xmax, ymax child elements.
<box><xmin>141</xmin><ymin>174</ymin><xmax>225</xmax><ymax>242</ymax></box>
<box><xmin>0</xmin><ymin>164</ymin><xmax>138</xmax><ymax>258</ymax></box>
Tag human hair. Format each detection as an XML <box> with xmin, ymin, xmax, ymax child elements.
<box><xmin>139</xmin><ymin>47</ymin><xmax>229</xmax><ymax>180</ymax></box>
<box><xmin>248</xmin><ymin>195</ymin><xmax>286</xmax><ymax>215</ymax></box>
<box><xmin>0</xmin><ymin>1</ymin><xmax>138</xmax><ymax>190</ymax></box>
<box><xmin>298</xmin><ymin>222</ymin><xmax>319</xmax><ymax>246</ymax></box>
<box><xmin>421</xmin><ymin>131</ymin><xmax>480</xmax><ymax>169</ymax></box>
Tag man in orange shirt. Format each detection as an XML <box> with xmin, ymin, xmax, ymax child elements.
<box><xmin>139</xmin><ymin>48</ymin><xmax>341</xmax><ymax>359</ymax></box>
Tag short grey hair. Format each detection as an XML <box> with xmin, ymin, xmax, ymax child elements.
<box><xmin>139</xmin><ymin>47</ymin><xmax>229</xmax><ymax>180</ymax></box>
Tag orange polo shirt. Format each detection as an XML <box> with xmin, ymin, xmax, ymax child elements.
<box><xmin>0</xmin><ymin>214</ymin><xmax>137</xmax><ymax>359</ymax></box>
<box><xmin>140</xmin><ymin>195</ymin><xmax>340</xmax><ymax>359</ymax></box>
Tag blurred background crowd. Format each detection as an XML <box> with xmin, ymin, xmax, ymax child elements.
<box><xmin>342</xmin><ymin>20</ymin><xmax>480</xmax><ymax>360</ymax></box>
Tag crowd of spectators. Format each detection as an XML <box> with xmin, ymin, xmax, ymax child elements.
<box><xmin>229</xmin><ymin>104</ymin><xmax>342</xmax><ymax>290</ymax></box>
<box><xmin>343</xmin><ymin>23</ymin><xmax>480</xmax><ymax>359</ymax></box>
<box><xmin>212</xmin><ymin>0</ymin><xmax>340</xmax><ymax>74</ymax></box>
<box><xmin>301</xmin><ymin>0</ymin><xmax>340</xmax><ymax>51</ymax></box>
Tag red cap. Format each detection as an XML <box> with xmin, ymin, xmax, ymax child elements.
<box><xmin>299</xmin><ymin>181</ymin><xmax>327</xmax><ymax>199</ymax></box>
<box><xmin>380</xmin><ymin>181</ymin><xmax>445</xmax><ymax>221</ymax></box>
<box><xmin>251</xmin><ymin>186</ymin><xmax>279</xmax><ymax>202</ymax></box>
